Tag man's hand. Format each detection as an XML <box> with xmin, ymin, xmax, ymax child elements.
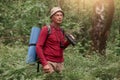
<box><xmin>43</xmin><ymin>64</ymin><xmax>50</xmax><ymax>73</ymax></box>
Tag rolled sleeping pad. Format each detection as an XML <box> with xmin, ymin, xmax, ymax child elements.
<box><xmin>26</xmin><ymin>27</ymin><xmax>40</xmax><ymax>64</ymax></box>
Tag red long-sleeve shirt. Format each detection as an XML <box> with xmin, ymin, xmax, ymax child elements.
<box><xmin>36</xmin><ymin>25</ymin><xmax>69</xmax><ymax>67</ymax></box>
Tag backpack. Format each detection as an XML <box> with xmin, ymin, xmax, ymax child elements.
<box><xmin>26</xmin><ymin>25</ymin><xmax>51</xmax><ymax>64</ymax></box>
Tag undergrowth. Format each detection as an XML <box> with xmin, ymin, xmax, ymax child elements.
<box><xmin>0</xmin><ymin>44</ymin><xmax>120</xmax><ymax>80</ymax></box>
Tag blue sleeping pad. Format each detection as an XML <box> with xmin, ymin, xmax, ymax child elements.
<box><xmin>26</xmin><ymin>27</ymin><xmax>40</xmax><ymax>64</ymax></box>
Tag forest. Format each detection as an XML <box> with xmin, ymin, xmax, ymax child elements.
<box><xmin>0</xmin><ymin>0</ymin><xmax>120</xmax><ymax>80</ymax></box>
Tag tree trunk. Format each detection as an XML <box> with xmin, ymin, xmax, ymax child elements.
<box><xmin>90</xmin><ymin>0</ymin><xmax>115</xmax><ymax>55</ymax></box>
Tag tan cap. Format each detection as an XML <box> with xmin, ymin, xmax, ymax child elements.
<box><xmin>50</xmin><ymin>7</ymin><xmax>64</xmax><ymax>18</ymax></box>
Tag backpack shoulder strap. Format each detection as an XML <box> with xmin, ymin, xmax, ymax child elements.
<box><xmin>44</xmin><ymin>25</ymin><xmax>51</xmax><ymax>42</ymax></box>
<box><xmin>60</xmin><ymin>28</ymin><xmax>65</xmax><ymax>35</ymax></box>
<box><xmin>47</xmin><ymin>25</ymin><xmax>51</xmax><ymax>34</ymax></box>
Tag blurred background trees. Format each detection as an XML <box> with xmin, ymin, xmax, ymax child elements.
<box><xmin>0</xmin><ymin>0</ymin><xmax>119</xmax><ymax>54</ymax></box>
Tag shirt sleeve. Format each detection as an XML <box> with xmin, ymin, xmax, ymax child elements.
<box><xmin>62</xmin><ymin>33</ymin><xmax>70</xmax><ymax>49</ymax></box>
<box><xmin>36</xmin><ymin>26</ymin><xmax>48</xmax><ymax>67</ymax></box>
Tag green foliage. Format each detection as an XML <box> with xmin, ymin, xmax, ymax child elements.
<box><xmin>0</xmin><ymin>0</ymin><xmax>119</xmax><ymax>48</ymax></box>
<box><xmin>0</xmin><ymin>0</ymin><xmax>50</xmax><ymax>45</ymax></box>
<box><xmin>112</xmin><ymin>34</ymin><xmax>120</xmax><ymax>56</ymax></box>
<box><xmin>0</xmin><ymin>44</ymin><xmax>120</xmax><ymax>80</ymax></box>
<box><xmin>0</xmin><ymin>0</ymin><xmax>120</xmax><ymax>79</ymax></box>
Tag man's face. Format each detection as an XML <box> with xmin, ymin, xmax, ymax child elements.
<box><xmin>51</xmin><ymin>11</ymin><xmax>64</xmax><ymax>24</ymax></box>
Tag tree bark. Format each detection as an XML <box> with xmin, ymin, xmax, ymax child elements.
<box><xmin>90</xmin><ymin>0</ymin><xmax>115</xmax><ymax>55</ymax></box>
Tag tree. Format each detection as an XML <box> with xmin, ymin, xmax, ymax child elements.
<box><xmin>90</xmin><ymin>0</ymin><xmax>115</xmax><ymax>55</ymax></box>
